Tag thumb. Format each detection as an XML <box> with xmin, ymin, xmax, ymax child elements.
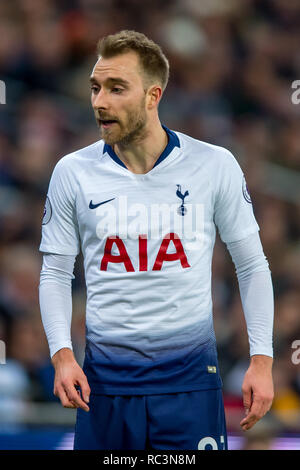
<box><xmin>77</xmin><ymin>375</ymin><xmax>91</xmax><ymax>403</ymax></box>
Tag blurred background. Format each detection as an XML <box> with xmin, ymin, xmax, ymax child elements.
<box><xmin>0</xmin><ymin>0</ymin><xmax>299</xmax><ymax>450</ymax></box>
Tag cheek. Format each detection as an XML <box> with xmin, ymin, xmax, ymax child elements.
<box><xmin>91</xmin><ymin>95</ymin><xmax>97</xmax><ymax>109</ymax></box>
<box><xmin>127</xmin><ymin>98</ymin><xmax>145</xmax><ymax>118</ymax></box>
<box><xmin>115</xmin><ymin>94</ymin><xmax>146</xmax><ymax>124</ymax></box>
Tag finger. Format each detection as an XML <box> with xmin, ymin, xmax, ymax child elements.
<box><xmin>240</xmin><ymin>398</ymin><xmax>265</xmax><ymax>430</ymax></box>
<box><xmin>76</xmin><ymin>376</ymin><xmax>91</xmax><ymax>404</ymax></box>
<box><xmin>56</xmin><ymin>386</ymin><xmax>78</xmax><ymax>409</ymax></box>
<box><xmin>67</xmin><ymin>389</ymin><xmax>89</xmax><ymax>411</ymax></box>
<box><xmin>242</xmin><ymin>385</ymin><xmax>252</xmax><ymax>416</ymax></box>
<box><xmin>240</xmin><ymin>407</ymin><xmax>261</xmax><ymax>428</ymax></box>
<box><xmin>240</xmin><ymin>413</ymin><xmax>259</xmax><ymax>430</ymax></box>
<box><xmin>64</xmin><ymin>383</ymin><xmax>90</xmax><ymax>412</ymax></box>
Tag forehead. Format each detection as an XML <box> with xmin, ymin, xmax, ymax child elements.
<box><xmin>91</xmin><ymin>51</ymin><xmax>142</xmax><ymax>83</ymax></box>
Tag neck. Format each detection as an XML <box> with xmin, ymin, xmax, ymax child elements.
<box><xmin>113</xmin><ymin>120</ymin><xmax>168</xmax><ymax>174</ymax></box>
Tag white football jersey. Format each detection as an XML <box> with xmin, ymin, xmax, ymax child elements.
<box><xmin>39</xmin><ymin>126</ymin><xmax>259</xmax><ymax>394</ymax></box>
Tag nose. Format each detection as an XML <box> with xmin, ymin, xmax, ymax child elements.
<box><xmin>92</xmin><ymin>88</ymin><xmax>109</xmax><ymax>111</ymax></box>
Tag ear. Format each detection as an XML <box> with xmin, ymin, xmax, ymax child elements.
<box><xmin>146</xmin><ymin>85</ymin><xmax>162</xmax><ymax>110</ymax></box>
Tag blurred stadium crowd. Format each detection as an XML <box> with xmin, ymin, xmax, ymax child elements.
<box><xmin>0</xmin><ymin>0</ymin><xmax>299</xmax><ymax>449</ymax></box>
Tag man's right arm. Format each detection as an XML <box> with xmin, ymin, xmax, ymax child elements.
<box><xmin>39</xmin><ymin>253</ymin><xmax>90</xmax><ymax>411</ymax></box>
<box><xmin>51</xmin><ymin>347</ymin><xmax>90</xmax><ymax>412</ymax></box>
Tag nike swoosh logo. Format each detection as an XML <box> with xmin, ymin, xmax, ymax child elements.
<box><xmin>89</xmin><ymin>198</ymin><xmax>115</xmax><ymax>209</ymax></box>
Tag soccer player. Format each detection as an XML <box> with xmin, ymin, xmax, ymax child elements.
<box><xmin>39</xmin><ymin>30</ymin><xmax>274</xmax><ymax>450</ymax></box>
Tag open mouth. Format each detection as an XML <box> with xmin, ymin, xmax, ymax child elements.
<box><xmin>98</xmin><ymin>119</ymin><xmax>118</xmax><ymax>129</ymax></box>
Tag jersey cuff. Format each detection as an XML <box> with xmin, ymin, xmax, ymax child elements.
<box><xmin>39</xmin><ymin>243</ymin><xmax>80</xmax><ymax>256</ymax></box>
<box><xmin>220</xmin><ymin>224</ymin><xmax>259</xmax><ymax>244</ymax></box>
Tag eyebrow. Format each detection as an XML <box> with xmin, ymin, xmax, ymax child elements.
<box><xmin>89</xmin><ymin>76</ymin><xmax>130</xmax><ymax>87</ymax></box>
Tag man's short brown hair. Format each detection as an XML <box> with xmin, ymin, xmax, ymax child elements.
<box><xmin>96</xmin><ymin>30</ymin><xmax>169</xmax><ymax>92</ymax></box>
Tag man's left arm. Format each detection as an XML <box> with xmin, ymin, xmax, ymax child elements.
<box><xmin>226</xmin><ymin>231</ymin><xmax>274</xmax><ymax>431</ymax></box>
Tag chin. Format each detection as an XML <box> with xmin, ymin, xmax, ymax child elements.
<box><xmin>104</xmin><ymin>132</ymin><xmax>130</xmax><ymax>147</ymax></box>
<box><xmin>100</xmin><ymin>131</ymin><xmax>119</xmax><ymax>146</ymax></box>
<box><xmin>102</xmin><ymin>136</ymin><xmax>114</xmax><ymax>146</ymax></box>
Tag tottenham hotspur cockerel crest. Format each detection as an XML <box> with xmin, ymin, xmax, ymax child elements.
<box><xmin>176</xmin><ymin>185</ymin><xmax>189</xmax><ymax>216</ymax></box>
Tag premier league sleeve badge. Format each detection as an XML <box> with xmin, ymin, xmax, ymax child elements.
<box><xmin>42</xmin><ymin>196</ymin><xmax>53</xmax><ymax>225</ymax></box>
<box><xmin>242</xmin><ymin>175</ymin><xmax>252</xmax><ymax>204</ymax></box>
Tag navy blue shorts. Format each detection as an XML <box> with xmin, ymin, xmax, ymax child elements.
<box><xmin>74</xmin><ymin>389</ymin><xmax>227</xmax><ymax>450</ymax></box>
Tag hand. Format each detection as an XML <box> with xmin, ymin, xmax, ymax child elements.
<box><xmin>240</xmin><ymin>354</ymin><xmax>274</xmax><ymax>431</ymax></box>
<box><xmin>52</xmin><ymin>348</ymin><xmax>91</xmax><ymax>412</ymax></box>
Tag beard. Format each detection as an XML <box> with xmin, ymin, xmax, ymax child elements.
<box><xmin>97</xmin><ymin>96</ymin><xmax>147</xmax><ymax>147</ymax></box>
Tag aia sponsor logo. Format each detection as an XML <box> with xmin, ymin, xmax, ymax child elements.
<box><xmin>100</xmin><ymin>233</ymin><xmax>190</xmax><ymax>272</ymax></box>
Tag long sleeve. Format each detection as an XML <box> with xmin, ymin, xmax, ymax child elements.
<box><xmin>226</xmin><ymin>231</ymin><xmax>274</xmax><ymax>358</ymax></box>
<box><xmin>39</xmin><ymin>253</ymin><xmax>76</xmax><ymax>358</ymax></box>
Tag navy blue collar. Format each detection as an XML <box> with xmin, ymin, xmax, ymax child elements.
<box><xmin>102</xmin><ymin>125</ymin><xmax>180</xmax><ymax>170</ymax></box>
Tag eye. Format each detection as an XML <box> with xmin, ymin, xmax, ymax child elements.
<box><xmin>111</xmin><ymin>87</ymin><xmax>123</xmax><ymax>94</ymax></box>
<box><xmin>90</xmin><ymin>85</ymin><xmax>99</xmax><ymax>93</ymax></box>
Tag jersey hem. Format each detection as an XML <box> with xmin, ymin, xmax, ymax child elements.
<box><xmin>88</xmin><ymin>382</ymin><xmax>223</xmax><ymax>395</ymax></box>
